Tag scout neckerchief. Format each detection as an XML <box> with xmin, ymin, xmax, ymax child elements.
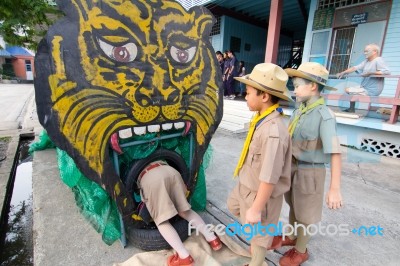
<box><xmin>233</xmin><ymin>103</ymin><xmax>280</xmax><ymax>177</ymax></box>
<box><xmin>288</xmin><ymin>97</ymin><xmax>325</xmax><ymax>137</ymax></box>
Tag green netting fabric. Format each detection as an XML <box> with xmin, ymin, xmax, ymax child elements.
<box><xmin>28</xmin><ymin>130</ymin><xmax>56</xmax><ymax>153</ymax></box>
<box><xmin>30</xmin><ymin>131</ymin><xmax>121</xmax><ymax>245</ymax></box>
<box><xmin>29</xmin><ymin>130</ymin><xmax>212</xmax><ymax>244</ymax></box>
<box><xmin>56</xmin><ymin>148</ymin><xmax>122</xmax><ymax>245</ymax></box>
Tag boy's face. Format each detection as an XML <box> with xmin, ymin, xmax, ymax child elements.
<box><xmin>293</xmin><ymin>77</ymin><xmax>315</xmax><ymax>102</ymax></box>
<box><xmin>245</xmin><ymin>86</ymin><xmax>264</xmax><ymax>112</ymax></box>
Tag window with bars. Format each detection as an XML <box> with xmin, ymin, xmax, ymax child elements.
<box><xmin>328</xmin><ymin>27</ymin><xmax>356</xmax><ymax>74</ymax></box>
<box><xmin>318</xmin><ymin>0</ymin><xmax>369</xmax><ymax>10</ymax></box>
<box><xmin>210</xmin><ymin>15</ymin><xmax>221</xmax><ymax>36</ymax></box>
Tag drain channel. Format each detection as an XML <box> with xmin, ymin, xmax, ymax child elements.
<box><xmin>0</xmin><ymin>137</ymin><xmax>34</xmax><ymax>265</ymax></box>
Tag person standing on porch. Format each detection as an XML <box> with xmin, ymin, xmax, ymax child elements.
<box><xmin>224</xmin><ymin>50</ymin><xmax>238</xmax><ymax>100</ymax></box>
<box><xmin>336</xmin><ymin>43</ymin><xmax>390</xmax><ymax>113</ymax></box>
<box><xmin>222</xmin><ymin>51</ymin><xmax>231</xmax><ymax>97</ymax></box>
<box><xmin>238</xmin><ymin>61</ymin><xmax>246</xmax><ymax>96</ymax></box>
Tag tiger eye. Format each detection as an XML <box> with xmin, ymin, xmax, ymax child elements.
<box><xmin>113</xmin><ymin>47</ymin><xmax>130</xmax><ymax>62</ymax></box>
<box><xmin>177</xmin><ymin>50</ymin><xmax>189</xmax><ymax>62</ymax></box>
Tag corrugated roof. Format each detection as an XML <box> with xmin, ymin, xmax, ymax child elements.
<box><xmin>5</xmin><ymin>46</ymin><xmax>34</xmax><ymax>56</ymax></box>
<box><xmin>0</xmin><ymin>49</ymin><xmax>12</xmax><ymax>57</ymax></box>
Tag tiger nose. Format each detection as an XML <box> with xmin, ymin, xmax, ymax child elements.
<box><xmin>162</xmin><ymin>87</ymin><xmax>180</xmax><ymax>105</ymax></box>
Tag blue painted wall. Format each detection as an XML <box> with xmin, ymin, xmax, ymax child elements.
<box><xmin>380</xmin><ymin>1</ymin><xmax>400</xmax><ymax>97</ymax></box>
<box><xmin>212</xmin><ymin>16</ymin><xmax>267</xmax><ymax>72</ymax></box>
<box><xmin>211</xmin><ymin>15</ymin><xmax>300</xmax><ymax>72</ymax></box>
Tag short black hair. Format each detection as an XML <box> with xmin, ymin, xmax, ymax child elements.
<box><xmin>255</xmin><ymin>89</ymin><xmax>280</xmax><ymax>104</ymax></box>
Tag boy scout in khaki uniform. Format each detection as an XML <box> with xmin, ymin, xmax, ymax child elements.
<box><xmin>139</xmin><ymin>160</ymin><xmax>222</xmax><ymax>266</ymax></box>
<box><xmin>270</xmin><ymin>62</ymin><xmax>343</xmax><ymax>266</ymax></box>
<box><xmin>227</xmin><ymin>63</ymin><xmax>294</xmax><ymax>266</ymax></box>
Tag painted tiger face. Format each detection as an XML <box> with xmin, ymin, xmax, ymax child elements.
<box><xmin>34</xmin><ymin>0</ymin><xmax>223</xmax><ymax>223</ymax></box>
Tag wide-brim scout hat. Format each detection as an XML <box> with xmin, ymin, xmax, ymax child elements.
<box><xmin>234</xmin><ymin>63</ymin><xmax>294</xmax><ymax>102</ymax></box>
<box><xmin>285</xmin><ymin>62</ymin><xmax>336</xmax><ymax>91</ymax></box>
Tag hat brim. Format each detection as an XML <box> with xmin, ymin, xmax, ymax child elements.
<box><xmin>234</xmin><ymin>76</ymin><xmax>294</xmax><ymax>102</ymax></box>
<box><xmin>284</xmin><ymin>68</ymin><xmax>337</xmax><ymax>91</ymax></box>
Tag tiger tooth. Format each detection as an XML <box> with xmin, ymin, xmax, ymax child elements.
<box><xmin>133</xmin><ymin>126</ymin><xmax>146</xmax><ymax>135</ymax></box>
<box><xmin>110</xmin><ymin>133</ymin><xmax>123</xmax><ymax>154</ymax></box>
<box><xmin>174</xmin><ymin>122</ymin><xmax>185</xmax><ymax>129</ymax></box>
<box><xmin>147</xmin><ymin>125</ymin><xmax>160</xmax><ymax>132</ymax></box>
<box><xmin>162</xmin><ymin>123</ymin><xmax>173</xmax><ymax>130</ymax></box>
<box><xmin>118</xmin><ymin>128</ymin><xmax>133</xmax><ymax>139</ymax></box>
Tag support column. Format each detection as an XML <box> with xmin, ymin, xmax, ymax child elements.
<box><xmin>265</xmin><ymin>0</ymin><xmax>283</xmax><ymax>63</ymax></box>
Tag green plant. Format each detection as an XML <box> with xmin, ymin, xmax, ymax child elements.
<box><xmin>0</xmin><ymin>0</ymin><xmax>62</xmax><ymax>50</ymax></box>
<box><xmin>1</xmin><ymin>63</ymin><xmax>15</xmax><ymax>78</ymax></box>
<box><xmin>0</xmin><ymin>136</ymin><xmax>11</xmax><ymax>142</ymax></box>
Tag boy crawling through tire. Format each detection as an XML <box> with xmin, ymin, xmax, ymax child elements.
<box><xmin>138</xmin><ymin>160</ymin><xmax>222</xmax><ymax>266</ymax></box>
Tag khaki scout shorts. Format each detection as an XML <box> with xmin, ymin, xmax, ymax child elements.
<box><xmin>227</xmin><ymin>182</ymin><xmax>283</xmax><ymax>248</ymax></box>
<box><xmin>285</xmin><ymin>162</ymin><xmax>326</xmax><ymax>224</ymax></box>
<box><xmin>140</xmin><ymin>165</ymin><xmax>191</xmax><ymax>226</ymax></box>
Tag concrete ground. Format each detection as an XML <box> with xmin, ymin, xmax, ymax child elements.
<box><xmin>1</xmin><ymin>85</ymin><xmax>400</xmax><ymax>265</ymax></box>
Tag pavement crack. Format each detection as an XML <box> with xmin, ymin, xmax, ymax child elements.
<box><xmin>357</xmin><ymin>161</ymin><xmax>367</xmax><ymax>184</ymax></box>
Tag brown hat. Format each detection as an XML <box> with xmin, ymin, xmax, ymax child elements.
<box><xmin>234</xmin><ymin>63</ymin><xmax>294</xmax><ymax>102</ymax></box>
<box><xmin>285</xmin><ymin>62</ymin><xmax>336</xmax><ymax>91</ymax></box>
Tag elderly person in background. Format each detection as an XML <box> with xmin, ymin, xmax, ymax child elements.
<box><xmin>337</xmin><ymin>43</ymin><xmax>390</xmax><ymax>113</ymax></box>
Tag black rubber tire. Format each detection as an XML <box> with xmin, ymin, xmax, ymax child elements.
<box><xmin>126</xmin><ymin>218</ymin><xmax>189</xmax><ymax>251</ymax></box>
<box><xmin>125</xmin><ymin>148</ymin><xmax>190</xmax><ymax>200</ymax></box>
<box><xmin>124</xmin><ymin>148</ymin><xmax>191</xmax><ymax>250</ymax></box>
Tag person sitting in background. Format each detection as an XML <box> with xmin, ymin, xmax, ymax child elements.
<box><xmin>336</xmin><ymin>43</ymin><xmax>390</xmax><ymax>113</ymax></box>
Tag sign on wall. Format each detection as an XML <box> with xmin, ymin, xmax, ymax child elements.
<box><xmin>351</xmin><ymin>12</ymin><xmax>368</xmax><ymax>25</ymax></box>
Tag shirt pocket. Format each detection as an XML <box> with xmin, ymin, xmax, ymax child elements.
<box><xmin>249</xmin><ymin>145</ymin><xmax>262</xmax><ymax>169</ymax></box>
<box><xmin>300</xmin><ymin>130</ymin><xmax>321</xmax><ymax>151</ymax></box>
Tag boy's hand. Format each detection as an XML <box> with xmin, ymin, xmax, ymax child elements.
<box><xmin>245</xmin><ymin>207</ymin><xmax>261</xmax><ymax>225</ymax></box>
<box><xmin>326</xmin><ymin>188</ymin><xmax>343</xmax><ymax>209</ymax></box>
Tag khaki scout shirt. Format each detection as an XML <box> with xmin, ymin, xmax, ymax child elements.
<box><xmin>239</xmin><ymin>111</ymin><xmax>292</xmax><ymax>198</ymax></box>
<box><xmin>291</xmin><ymin>96</ymin><xmax>341</xmax><ymax>163</ymax></box>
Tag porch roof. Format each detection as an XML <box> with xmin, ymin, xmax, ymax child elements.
<box><xmin>204</xmin><ymin>0</ymin><xmax>312</xmax><ymax>35</ymax></box>
<box><xmin>5</xmin><ymin>46</ymin><xmax>34</xmax><ymax>56</ymax></box>
<box><xmin>0</xmin><ymin>49</ymin><xmax>12</xmax><ymax>57</ymax></box>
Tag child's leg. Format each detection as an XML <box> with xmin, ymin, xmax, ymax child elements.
<box><xmin>178</xmin><ymin>210</ymin><xmax>216</xmax><ymax>242</ymax></box>
<box><xmin>284</xmin><ymin>191</ymin><xmax>297</xmax><ymax>240</ymax></box>
<box><xmin>294</xmin><ymin>222</ymin><xmax>311</xmax><ymax>253</ymax></box>
<box><xmin>249</xmin><ymin>243</ymin><xmax>266</xmax><ymax>266</ymax></box>
<box><xmin>158</xmin><ymin>221</ymin><xmax>190</xmax><ymax>259</ymax></box>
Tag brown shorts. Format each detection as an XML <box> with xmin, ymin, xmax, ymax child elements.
<box><xmin>285</xmin><ymin>162</ymin><xmax>326</xmax><ymax>224</ymax></box>
<box><xmin>140</xmin><ymin>165</ymin><xmax>191</xmax><ymax>225</ymax></box>
<box><xmin>227</xmin><ymin>182</ymin><xmax>283</xmax><ymax>247</ymax></box>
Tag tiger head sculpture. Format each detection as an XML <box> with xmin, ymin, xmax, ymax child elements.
<box><xmin>34</xmin><ymin>0</ymin><xmax>223</xmax><ymax>224</ymax></box>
